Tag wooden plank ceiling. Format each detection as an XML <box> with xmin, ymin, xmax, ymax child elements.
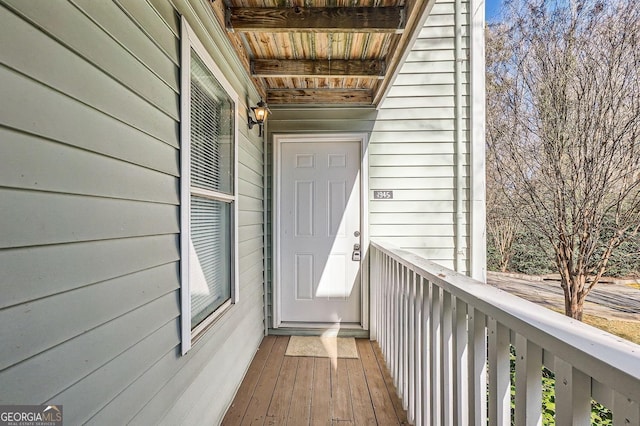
<box><xmin>209</xmin><ymin>0</ymin><xmax>430</xmax><ymax>106</ymax></box>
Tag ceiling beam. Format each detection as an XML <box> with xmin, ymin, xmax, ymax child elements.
<box><xmin>252</xmin><ymin>59</ymin><xmax>386</xmax><ymax>78</ymax></box>
<box><xmin>267</xmin><ymin>89</ymin><xmax>373</xmax><ymax>105</ymax></box>
<box><xmin>226</xmin><ymin>7</ymin><xmax>405</xmax><ymax>33</ymax></box>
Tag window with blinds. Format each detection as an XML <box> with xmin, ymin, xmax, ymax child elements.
<box><xmin>184</xmin><ymin>45</ymin><xmax>237</xmax><ymax>335</ymax></box>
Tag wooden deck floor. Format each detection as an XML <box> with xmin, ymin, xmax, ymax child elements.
<box><xmin>222</xmin><ymin>336</ymin><xmax>410</xmax><ymax>426</ymax></box>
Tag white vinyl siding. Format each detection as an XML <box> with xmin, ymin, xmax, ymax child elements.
<box><xmin>370</xmin><ymin>0</ymin><xmax>471</xmax><ymax>273</ymax></box>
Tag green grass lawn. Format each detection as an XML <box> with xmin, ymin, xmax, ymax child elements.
<box><xmin>582</xmin><ymin>314</ymin><xmax>640</xmax><ymax>345</ymax></box>
<box><xmin>547</xmin><ymin>306</ymin><xmax>640</xmax><ymax>345</ymax></box>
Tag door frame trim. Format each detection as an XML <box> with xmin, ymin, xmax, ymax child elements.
<box><xmin>272</xmin><ymin>133</ymin><xmax>369</xmax><ymax>330</ymax></box>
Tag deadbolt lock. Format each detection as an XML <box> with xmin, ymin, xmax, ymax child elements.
<box><xmin>352</xmin><ymin>243</ymin><xmax>361</xmax><ymax>261</ymax></box>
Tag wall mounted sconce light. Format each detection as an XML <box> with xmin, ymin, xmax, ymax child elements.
<box><xmin>248</xmin><ymin>99</ymin><xmax>270</xmax><ymax>137</ymax></box>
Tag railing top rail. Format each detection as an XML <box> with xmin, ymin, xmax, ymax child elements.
<box><xmin>371</xmin><ymin>239</ymin><xmax>640</xmax><ymax>402</ymax></box>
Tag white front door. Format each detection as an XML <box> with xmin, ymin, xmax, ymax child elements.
<box><xmin>277</xmin><ymin>136</ymin><xmax>362</xmax><ymax>325</ymax></box>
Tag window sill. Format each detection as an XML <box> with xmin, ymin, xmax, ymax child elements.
<box><xmin>190</xmin><ymin>299</ymin><xmax>233</xmax><ymax>348</ymax></box>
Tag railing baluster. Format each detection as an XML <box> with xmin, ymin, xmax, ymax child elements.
<box><xmin>386</xmin><ymin>254</ymin><xmax>392</xmax><ymax>363</ymax></box>
<box><xmin>408</xmin><ymin>269</ymin><xmax>416</xmax><ymax>422</ymax></box>
<box><xmin>431</xmin><ymin>284</ymin><xmax>442</xmax><ymax>425</ymax></box>
<box><xmin>394</xmin><ymin>261</ymin><xmax>400</xmax><ymax>389</ymax></box>
<box><xmin>396</xmin><ymin>264</ymin><xmax>402</xmax><ymax>395</ymax></box>
<box><xmin>378</xmin><ymin>250</ymin><xmax>384</xmax><ymax>349</ymax></box>
<box><xmin>401</xmin><ymin>265</ymin><xmax>407</xmax><ymax>396</ymax></box>
<box><xmin>455</xmin><ymin>297</ymin><xmax>469</xmax><ymax>426</ymax></box>
<box><xmin>379</xmin><ymin>251</ymin><xmax>384</xmax><ymax>356</ymax></box>
<box><xmin>403</xmin><ymin>266</ymin><xmax>410</xmax><ymax>407</ymax></box>
<box><xmin>614</xmin><ymin>390</ymin><xmax>640</xmax><ymax>426</ymax></box>
<box><xmin>384</xmin><ymin>256</ymin><xmax>393</xmax><ymax>371</ymax></box>
<box><xmin>395</xmin><ymin>264</ymin><xmax>401</xmax><ymax>394</ymax></box>
<box><xmin>415</xmin><ymin>272</ymin><xmax>423</xmax><ymax>426</ymax></box>
<box><xmin>515</xmin><ymin>334</ymin><xmax>542</xmax><ymax>426</ymax></box>
<box><xmin>443</xmin><ymin>290</ymin><xmax>454</xmax><ymax>424</ymax></box>
<box><xmin>371</xmin><ymin>247</ymin><xmax>378</xmax><ymax>341</ymax></box>
<box><xmin>468</xmin><ymin>308</ymin><xmax>487</xmax><ymax>426</ymax></box>
<box><xmin>554</xmin><ymin>357</ymin><xmax>591</xmax><ymax>425</ymax></box>
<box><xmin>422</xmin><ymin>277</ymin><xmax>432</xmax><ymax>426</ymax></box>
<box><xmin>378</xmin><ymin>251</ymin><xmax>382</xmax><ymax>351</ymax></box>
<box><xmin>488</xmin><ymin>318</ymin><xmax>510</xmax><ymax>426</ymax></box>
<box><xmin>396</xmin><ymin>265</ymin><xmax>406</xmax><ymax>394</ymax></box>
<box><xmin>382</xmin><ymin>253</ymin><xmax>387</xmax><ymax>360</ymax></box>
<box><xmin>387</xmin><ymin>258</ymin><xmax>393</xmax><ymax>379</ymax></box>
<box><xmin>592</xmin><ymin>380</ymin><xmax>614</xmax><ymax>409</ymax></box>
<box><xmin>373</xmin><ymin>248</ymin><xmax>377</xmax><ymax>340</ymax></box>
<box><xmin>385</xmin><ymin>255</ymin><xmax>390</xmax><ymax>367</ymax></box>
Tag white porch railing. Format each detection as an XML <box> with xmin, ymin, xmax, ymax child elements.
<box><xmin>369</xmin><ymin>240</ymin><xmax>640</xmax><ymax>426</ymax></box>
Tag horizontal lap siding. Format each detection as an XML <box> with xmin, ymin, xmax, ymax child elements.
<box><xmin>0</xmin><ymin>0</ymin><xmax>264</xmax><ymax>424</ymax></box>
<box><xmin>370</xmin><ymin>0</ymin><xmax>470</xmax><ymax>272</ymax></box>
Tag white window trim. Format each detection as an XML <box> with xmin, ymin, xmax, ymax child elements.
<box><xmin>180</xmin><ymin>17</ymin><xmax>240</xmax><ymax>355</ymax></box>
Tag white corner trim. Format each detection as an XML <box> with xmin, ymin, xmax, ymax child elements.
<box><xmin>454</xmin><ymin>0</ymin><xmax>465</xmax><ymax>274</ymax></box>
<box><xmin>470</xmin><ymin>0</ymin><xmax>487</xmax><ymax>282</ymax></box>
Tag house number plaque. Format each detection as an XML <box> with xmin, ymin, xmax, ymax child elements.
<box><xmin>373</xmin><ymin>190</ymin><xmax>394</xmax><ymax>200</ymax></box>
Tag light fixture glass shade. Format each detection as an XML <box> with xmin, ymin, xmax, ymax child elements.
<box><xmin>248</xmin><ymin>100</ymin><xmax>270</xmax><ymax>136</ymax></box>
<box><xmin>252</xmin><ymin>100</ymin><xmax>270</xmax><ymax>123</ymax></box>
<box><xmin>254</xmin><ymin>106</ymin><xmax>267</xmax><ymax>122</ymax></box>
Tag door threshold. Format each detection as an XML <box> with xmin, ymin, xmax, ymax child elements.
<box><xmin>278</xmin><ymin>321</ymin><xmax>363</xmax><ymax>329</ymax></box>
<box><xmin>269</xmin><ymin>325</ymin><xmax>369</xmax><ymax>338</ymax></box>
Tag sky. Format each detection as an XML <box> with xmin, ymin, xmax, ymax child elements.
<box><xmin>485</xmin><ymin>0</ymin><xmax>504</xmax><ymax>21</ymax></box>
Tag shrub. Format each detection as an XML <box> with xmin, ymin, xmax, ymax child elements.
<box><xmin>509</xmin><ymin>346</ymin><xmax>612</xmax><ymax>424</ymax></box>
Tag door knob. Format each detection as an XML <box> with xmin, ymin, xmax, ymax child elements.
<box><xmin>354</xmin><ymin>230</ymin><xmax>360</xmax><ymax>237</ymax></box>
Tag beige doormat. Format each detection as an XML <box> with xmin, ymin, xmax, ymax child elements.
<box><xmin>285</xmin><ymin>336</ymin><xmax>359</xmax><ymax>359</ymax></box>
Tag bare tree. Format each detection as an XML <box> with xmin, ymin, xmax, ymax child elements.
<box><xmin>487</xmin><ymin>212</ymin><xmax>517</xmax><ymax>272</ymax></box>
<box><xmin>488</xmin><ymin>0</ymin><xmax>640</xmax><ymax>319</ymax></box>
<box><xmin>486</xmin><ymin>25</ymin><xmax>521</xmax><ymax>273</ymax></box>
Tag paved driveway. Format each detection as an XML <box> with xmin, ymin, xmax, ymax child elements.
<box><xmin>486</xmin><ymin>272</ymin><xmax>640</xmax><ymax>322</ymax></box>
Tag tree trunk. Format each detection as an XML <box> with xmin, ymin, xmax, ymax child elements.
<box><xmin>565</xmin><ymin>295</ymin><xmax>584</xmax><ymax>321</ymax></box>
<box><xmin>562</xmin><ymin>274</ymin><xmax>586</xmax><ymax>321</ymax></box>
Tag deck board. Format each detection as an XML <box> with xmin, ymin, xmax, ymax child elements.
<box><xmin>225</xmin><ymin>336</ymin><xmax>278</xmax><ymax>424</ymax></box>
<box><xmin>357</xmin><ymin>340</ymin><xmax>402</xmax><ymax>425</ymax></box>
<box><xmin>240</xmin><ymin>336</ymin><xmax>289</xmax><ymax>426</ymax></box>
<box><xmin>265</xmin><ymin>355</ymin><xmax>298</xmax><ymax>424</ymax></box>
<box><xmin>310</xmin><ymin>358</ymin><xmax>332</xmax><ymax>426</ymax></box>
<box><xmin>372</xmin><ymin>342</ymin><xmax>410</xmax><ymax>424</ymax></box>
<box><xmin>332</xmin><ymin>358</ymin><xmax>354</xmax><ymax>422</ymax></box>
<box><xmin>346</xmin><ymin>357</ymin><xmax>377</xmax><ymax>425</ymax></box>
<box><xmin>287</xmin><ymin>357</ymin><xmax>314</xmax><ymax>424</ymax></box>
<box><xmin>223</xmin><ymin>338</ymin><xmax>409</xmax><ymax>426</ymax></box>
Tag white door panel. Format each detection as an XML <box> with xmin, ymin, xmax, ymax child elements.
<box><xmin>279</xmin><ymin>139</ymin><xmax>361</xmax><ymax>323</ymax></box>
